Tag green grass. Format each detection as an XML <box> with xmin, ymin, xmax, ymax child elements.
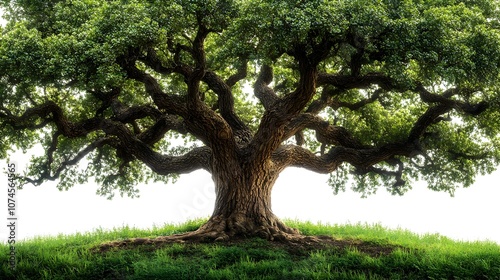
<box><xmin>1</xmin><ymin>219</ymin><xmax>499</xmax><ymax>279</ymax></box>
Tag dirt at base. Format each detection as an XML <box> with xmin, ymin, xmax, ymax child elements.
<box><xmin>266</xmin><ymin>235</ymin><xmax>399</xmax><ymax>258</ymax></box>
<box><xmin>94</xmin><ymin>234</ymin><xmax>401</xmax><ymax>258</ymax></box>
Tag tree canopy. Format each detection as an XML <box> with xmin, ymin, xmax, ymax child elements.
<box><xmin>1</xmin><ymin>0</ymin><xmax>499</xmax><ymax>200</ymax></box>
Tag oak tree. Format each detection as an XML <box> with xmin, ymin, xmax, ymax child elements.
<box><xmin>1</xmin><ymin>0</ymin><xmax>499</xmax><ymax>241</ymax></box>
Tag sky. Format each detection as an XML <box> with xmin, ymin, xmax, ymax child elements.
<box><xmin>0</xmin><ymin>10</ymin><xmax>499</xmax><ymax>245</ymax></box>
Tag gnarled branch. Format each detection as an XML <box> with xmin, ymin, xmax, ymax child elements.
<box><xmin>226</xmin><ymin>61</ymin><xmax>248</xmax><ymax>87</ymax></box>
<box><xmin>272</xmin><ymin>145</ymin><xmax>339</xmax><ymax>173</ymax></box>
<box><xmin>283</xmin><ymin>113</ymin><xmax>366</xmax><ymax>149</ymax></box>
<box><xmin>274</xmin><ymin>141</ymin><xmax>417</xmax><ymax>176</ymax></box>
<box><xmin>254</xmin><ymin>65</ymin><xmax>279</xmax><ymax>110</ymax></box>
<box><xmin>101</xmin><ymin>119</ymin><xmax>212</xmax><ymax>174</ymax></box>
<box><xmin>416</xmin><ymin>85</ymin><xmax>488</xmax><ymax>115</ymax></box>
<box><xmin>123</xmin><ymin>64</ymin><xmax>188</xmax><ymax>116</ymax></box>
<box><xmin>203</xmin><ymin>70</ymin><xmax>251</xmax><ymax>136</ymax></box>
<box><xmin>1</xmin><ymin>101</ymin><xmax>101</xmax><ymax>137</ymax></box>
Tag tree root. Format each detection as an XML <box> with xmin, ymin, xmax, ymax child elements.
<box><xmin>94</xmin><ymin>215</ymin><xmax>323</xmax><ymax>252</ymax></box>
<box><xmin>95</xmin><ymin>230</ymin><xmax>321</xmax><ymax>253</ymax></box>
<box><xmin>93</xmin><ymin>216</ymin><xmax>402</xmax><ymax>258</ymax></box>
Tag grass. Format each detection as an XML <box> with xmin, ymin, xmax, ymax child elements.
<box><xmin>0</xmin><ymin>218</ymin><xmax>499</xmax><ymax>279</ymax></box>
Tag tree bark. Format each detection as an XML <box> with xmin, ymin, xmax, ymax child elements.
<box><xmin>171</xmin><ymin>157</ymin><xmax>299</xmax><ymax>242</ymax></box>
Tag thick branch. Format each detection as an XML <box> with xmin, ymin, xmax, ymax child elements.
<box><xmin>2</xmin><ymin>99</ymin><xmax>209</xmax><ymax>185</ymax></box>
<box><xmin>272</xmin><ymin>145</ymin><xmax>340</xmax><ymax>173</ymax></box>
<box><xmin>203</xmin><ymin>71</ymin><xmax>250</xmax><ymax>134</ymax></box>
<box><xmin>254</xmin><ymin>65</ymin><xmax>279</xmax><ymax>110</ymax></box>
<box><xmin>141</xmin><ymin>33</ymin><xmax>250</xmax><ymax>145</ymax></box>
<box><xmin>192</xmin><ymin>25</ymin><xmax>209</xmax><ymax>69</ymax></box>
<box><xmin>140</xmin><ymin>47</ymin><xmax>192</xmax><ymax>78</ymax></box>
<box><xmin>408</xmin><ymin>104</ymin><xmax>451</xmax><ymax>142</ymax></box>
<box><xmin>281</xmin><ymin>58</ymin><xmax>318</xmax><ymax>115</ymax></box>
<box><xmin>226</xmin><ymin>61</ymin><xmax>248</xmax><ymax>87</ymax></box>
<box><xmin>274</xmin><ymin>141</ymin><xmax>417</xmax><ymax>175</ymax></box>
<box><xmin>137</xmin><ymin>115</ymin><xmax>187</xmax><ymax>146</ymax></box>
<box><xmin>91</xmin><ymin>87</ymin><xmax>121</xmax><ymax>117</ymax></box>
<box><xmin>124</xmin><ymin>44</ymin><xmax>237</xmax><ymax>157</ymax></box>
<box><xmin>124</xmin><ymin>64</ymin><xmax>188</xmax><ymax>116</ymax></box>
<box><xmin>111</xmin><ymin>102</ymin><xmax>163</xmax><ymax>123</ymax></box>
<box><xmin>1</xmin><ymin>101</ymin><xmax>100</xmax><ymax>137</ymax></box>
<box><xmin>101</xmin><ymin>120</ymin><xmax>212</xmax><ymax>174</ymax></box>
<box><xmin>416</xmin><ymin>85</ymin><xmax>488</xmax><ymax>115</ymax></box>
<box><xmin>249</xmin><ymin>58</ymin><xmax>319</xmax><ymax>164</ymax></box>
<box><xmin>185</xmin><ymin>24</ymin><xmax>210</xmax><ymax>108</ymax></box>
<box><xmin>283</xmin><ymin>113</ymin><xmax>366</xmax><ymax>149</ymax></box>
<box><xmin>408</xmin><ymin>86</ymin><xmax>489</xmax><ymax>142</ymax></box>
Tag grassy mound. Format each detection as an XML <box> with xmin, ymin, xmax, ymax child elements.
<box><xmin>1</xmin><ymin>219</ymin><xmax>499</xmax><ymax>279</ymax></box>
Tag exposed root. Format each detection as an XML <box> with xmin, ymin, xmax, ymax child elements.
<box><xmin>94</xmin><ymin>213</ymin><xmax>402</xmax><ymax>258</ymax></box>
<box><xmin>95</xmin><ymin>215</ymin><xmax>314</xmax><ymax>253</ymax></box>
<box><xmin>94</xmin><ymin>229</ymin><xmax>400</xmax><ymax>258</ymax></box>
<box><xmin>189</xmin><ymin>213</ymin><xmax>301</xmax><ymax>241</ymax></box>
<box><xmin>96</xmin><ymin>229</ymin><xmax>318</xmax><ymax>253</ymax></box>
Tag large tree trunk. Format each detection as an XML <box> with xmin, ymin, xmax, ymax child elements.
<box><xmin>182</xmin><ymin>158</ymin><xmax>299</xmax><ymax>241</ymax></box>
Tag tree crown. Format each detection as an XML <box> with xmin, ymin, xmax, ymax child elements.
<box><xmin>1</xmin><ymin>0</ymin><xmax>499</xmax><ymax>198</ymax></box>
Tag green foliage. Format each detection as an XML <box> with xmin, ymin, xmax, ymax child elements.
<box><xmin>0</xmin><ymin>0</ymin><xmax>499</xmax><ymax>197</ymax></box>
<box><xmin>1</xmin><ymin>0</ymin><xmax>159</xmax><ymax>89</ymax></box>
<box><xmin>225</xmin><ymin>0</ymin><xmax>348</xmax><ymax>59</ymax></box>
